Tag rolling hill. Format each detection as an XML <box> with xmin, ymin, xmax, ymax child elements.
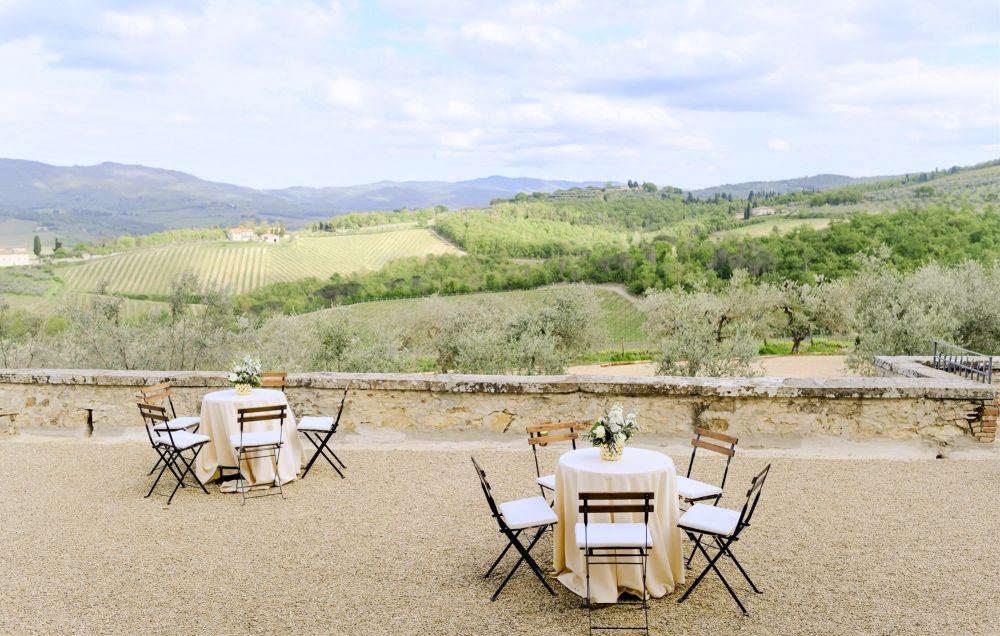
<box><xmin>0</xmin><ymin>159</ymin><xmax>605</xmax><ymax>247</ymax></box>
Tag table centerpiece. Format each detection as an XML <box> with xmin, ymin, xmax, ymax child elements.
<box><xmin>587</xmin><ymin>403</ymin><xmax>638</xmax><ymax>461</ymax></box>
<box><xmin>228</xmin><ymin>355</ymin><xmax>262</xmax><ymax>395</ymax></box>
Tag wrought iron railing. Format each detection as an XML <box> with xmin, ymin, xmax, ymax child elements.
<box><xmin>931</xmin><ymin>340</ymin><xmax>993</xmax><ymax>384</ymax></box>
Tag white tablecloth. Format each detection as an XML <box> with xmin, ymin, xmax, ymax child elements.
<box><xmin>553</xmin><ymin>447</ymin><xmax>684</xmax><ymax>602</ymax></box>
<box><xmin>194</xmin><ymin>388</ymin><xmax>303</xmax><ymax>488</ymax></box>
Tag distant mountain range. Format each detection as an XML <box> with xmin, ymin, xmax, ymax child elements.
<box><xmin>0</xmin><ymin>159</ymin><xmax>609</xmax><ymax>242</ymax></box>
<box><xmin>689</xmin><ymin>174</ymin><xmax>883</xmax><ymax>199</ymax></box>
<box><xmin>0</xmin><ymin>157</ymin><xmax>885</xmax><ymax>243</ymax></box>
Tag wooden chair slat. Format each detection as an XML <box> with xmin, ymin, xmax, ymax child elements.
<box><xmin>142</xmin><ymin>381</ymin><xmax>172</xmax><ymax>393</ymax></box>
<box><xmin>694</xmin><ymin>427</ymin><xmax>739</xmax><ymax>445</ymax></box>
<box><xmin>237</xmin><ymin>405</ymin><xmax>286</xmax><ymax>414</ymax></box>
<box><xmin>691</xmin><ymin>438</ymin><xmax>735</xmax><ymax>457</ymax></box>
<box><xmin>526</xmin><ymin>421</ymin><xmax>584</xmax><ymax>433</ymax></box>
<box><xmin>527</xmin><ymin>432</ymin><xmax>578</xmax><ymax>445</ymax></box>
<box><xmin>579</xmin><ymin>491</ymin><xmax>654</xmax><ymax>500</ymax></box>
<box><xmin>578</xmin><ymin>504</ymin><xmax>654</xmax><ymax>514</ymax></box>
<box><xmin>238</xmin><ymin>413</ymin><xmax>286</xmax><ymax>423</ymax></box>
<box><xmin>140</xmin><ymin>389</ymin><xmax>171</xmax><ymax>402</ymax></box>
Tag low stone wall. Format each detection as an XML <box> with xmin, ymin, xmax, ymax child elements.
<box><xmin>0</xmin><ymin>368</ymin><xmax>996</xmax><ymax>447</ymax></box>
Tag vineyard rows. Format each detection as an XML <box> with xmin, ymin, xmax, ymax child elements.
<box><xmin>58</xmin><ymin>229</ymin><xmax>460</xmax><ymax>296</ymax></box>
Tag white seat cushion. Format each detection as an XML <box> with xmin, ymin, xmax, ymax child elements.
<box><xmin>499</xmin><ymin>496</ymin><xmax>558</xmax><ymax>530</ymax></box>
<box><xmin>229</xmin><ymin>430</ymin><xmax>283</xmax><ymax>449</ymax></box>
<box><xmin>153</xmin><ymin>416</ymin><xmax>200</xmax><ymax>432</ymax></box>
<box><xmin>154</xmin><ymin>431</ymin><xmax>209</xmax><ymax>450</ymax></box>
<box><xmin>679</xmin><ymin>503</ymin><xmax>740</xmax><ymax>537</ymax></box>
<box><xmin>536</xmin><ymin>473</ymin><xmax>556</xmax><ymax>491</ymax></box>
<box><xmin>575</xmin><ymin>523</ymin><xmax>652</xmax><ymax>549</ymax></box>
<box><xmin>676</xmin><ymin>476</ymin><xmax>723</xmax><ymax>501</ymax></box>
<box><xmin>297</xmin><ymin>416</ymin><xmax>335</xmax><ymax>432</ymax></box>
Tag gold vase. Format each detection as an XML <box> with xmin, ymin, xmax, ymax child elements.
<box><xmin>600</xmin><ymin>445</ymin><xmax>623</xmax><ymax>461</ymax></box>
<box><xmin>234</xmin><ymin>383</ymin><xmax>252</xmax><ymax>396</ymax></box>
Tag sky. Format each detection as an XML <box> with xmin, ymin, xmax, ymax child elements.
<box><xmin>0</xmin><ymin>0</ymin><xmax>998</xmax><ymax>189</ymax></box>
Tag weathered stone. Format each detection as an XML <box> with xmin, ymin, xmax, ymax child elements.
<box><xmin>0</xmin><ymin>366</ymin><xmax>996</xmax><ymax>446</ymax></box>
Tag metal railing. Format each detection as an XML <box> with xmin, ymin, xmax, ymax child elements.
<box><xmin>931</xmin><ymin>340</ymin><xmax>993</xmax><ymax>384</ymax></box>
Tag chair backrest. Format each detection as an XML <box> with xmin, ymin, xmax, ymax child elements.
<box><xmin>236</xmin><ymin>404</ymin><xmax>287</xmax><ymax>447</ymax></box>
<box><xmin>526</xmin><ymin>421</ymin><xmax>582</xmax><ymax>478</ymax></box>
<box><xmin>686</xmin><ymin>427</ymin><xmax>739</xmax><ymax>490</ymax></box>
<box><xmin>137</xmin><ymin>402</ymin><xmax>172</xmax><ymax>446</ymax></box>
<box><xmin>578</xmin><ymin>492</ymin><xmax>654</xmax><ymax>528</ymax></box>
<box><xmin>471</xmin><ymin>456</ymin><xmax>504</xmax><ymax>529</ymax></box>
<box><xmin>138</xmin><ymin>381</ymin><xmax>177</xmax><ymax>419</ymax></box>
<box><xmin>260</xmin><ymin>372</ymin><xmax>288</xmax><ymax>392</ymax></box>
<box><xmin>330</xmin><ymin>384</ymin><xmax>351</xmax><ymax>433</ymax></box>
<box><xmin>734</xmin><ymin>464</ymin><xmax>771</xmax><ymax>535</ymax></box>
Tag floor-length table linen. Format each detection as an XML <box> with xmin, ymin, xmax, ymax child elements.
<box><xmin>553</xmin><ymin>447</ymin><xmax>684</xmax><ymax>603</ymax></box>
<box><xmin>194</xmin><ymin>388</ymin><xmax>303</xmax><ymax>488</ymax></box>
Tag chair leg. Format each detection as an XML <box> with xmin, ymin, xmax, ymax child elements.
<box><xmin>586</xmin><ymin>548</ymin><xmax>592</xmax><ymax>635</ymax></box>
<box><xmin>274</xmin><ymin>445</ymin><xmax>285</xmax><ymax>500</ymax></box>
<box><xmin>642</xmin><ymin>549</ymin><xmax>650</xmax><ymax>635</ymax></box>
<box><xmin>146</xmin><ymin>449</ymin><xmax>174</xmax><ymax>498</ymax></box>
<box><xmin>485</xmin><ymin>529</ymin><xmax>522</xmax><ymax>577</ymax></box>
<box><xmin>174</xmin><ymin>447</ymin><xmax>209</xmax><ymax>495</ymax></box>
<box><xmin>491</xmin><ymin>525</ymin><xmax>552</xmax><ymax>601</ymax></box>
<box><xmin>302</xmin><ymin>431</ymin><xmax>343</xmax><ymax>478</ymax></box>
<box><xmin>714</xmin><ymin>536</ymin><xmax>761</xmax><ymax>593</ymax></box>
<box><xmin>679</xmin><ymin>533</ymin><xmax>749</xmax><ymax>616</ymax></box>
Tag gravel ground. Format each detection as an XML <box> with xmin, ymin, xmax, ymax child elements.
<box><xmin>0</xmin><ymin>437</ymin><xmax>998</xmax><ymax>635</ymax></box>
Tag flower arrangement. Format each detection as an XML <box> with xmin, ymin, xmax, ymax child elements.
<box><xmin>587</xmin><ymin>403</ymin><xmax>638</xmax><ymax>461</ymax></box>
<box><xmin>228</xmin><ymin>355</ymin><xmax>262</xmax><ymax>394</ymax></box>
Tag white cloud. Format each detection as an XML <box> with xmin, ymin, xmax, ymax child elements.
<box><xmin>0</xmin><ymin>0</ymin><xmax>995</xmax><ymax>187</ymax></box>
<box><xmin>325</xmin><ymin>77</ymin><xmax>365</xmax><ymax>111</ymax></box>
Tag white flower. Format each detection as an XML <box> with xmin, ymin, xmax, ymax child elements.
<box><xmin>228</xmin><ymin>373</ymin><xmax>238</xmax><ymax>382</ymax></box>
<box><xmin>614</xmin><ymin>433</ymin><xmax>626</xmax><ymax>445</ymax></box>
<box><xmin>592</xmin><ymin>425</ymin><xmax>606</xmax><ymax>440</ymax></box>
<box><xmin>609</xmin><ymin>421</ymin><xmax>622</xmax><ymax>434</ymax></box>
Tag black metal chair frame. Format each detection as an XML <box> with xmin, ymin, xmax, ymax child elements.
<box><xmin>137</xmin><ymin>402</ymin><xmax>208</xmax><ymax>505</ymax></box>
<box><xmin>579</xmin><ymin>492</ymin><xmax>654</xmax><ymax>635</ymax></box>
<box><xmin>138</xmin><ymin>381</ymin><xmax>200</xmax><ymax>476</ymax></box>
<box><xmin>234</xmin><ymin>404</ymin><xmax>287</xmax><ymax>505</ymax></box>
<box><xmin>682</xmin><ymin>428</ymin><xmax>739</xmax><ymax>568</ymax></box>
<box><xmin>678</xmin><ymin>464</ymin><xmax>771</xmax><ymax>616</ymax></box>
<box><xmin>471</xmin><ymin>457</ymin><xmax>555</xmax><ymax>602</ymax></box>
<box><xmin>527</xmin><ymin>421</ymin><xmax>579</xmax><ymax>498</ymax></box>
<box><xmin>300</xmin><ymin>385</ymin><xmax>350</xmax><ymax>479</ymax></box>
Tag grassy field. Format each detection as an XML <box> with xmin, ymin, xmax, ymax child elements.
<box><xmin>715</xmin><ymin>216</ymin><xmax>833</xmax><ymax>238</ymax></box>
<box><xmin>0</xmin><ymin>218</ymin><xmax>56</xmax><ymax>251</ymax></box>
<box><xmin>56</xmin><ymin>228</ymin><xmax>461</xmax><ymax>297</ymax></box>
<box><xmin>294</xmin><ymin>285</ymin><xmax>651</xmax><ymax>353</ymax></box>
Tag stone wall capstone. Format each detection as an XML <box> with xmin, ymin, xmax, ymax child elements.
<box><xmin>0</xmin><ymin>368</ymin><xmax>995</xmax><ymax>447</ymax></box>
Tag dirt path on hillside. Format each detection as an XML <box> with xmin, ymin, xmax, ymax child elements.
<box><xmin>567</xmin><ymin>354</ymin><xmax>856</xmax><ymax>378</ymax></box>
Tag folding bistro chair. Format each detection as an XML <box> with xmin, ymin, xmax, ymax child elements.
<box><xmin>677</xmin><ymin>464</ymin><xmax>771</xmax><ymax>616</ymax></box>
<box><xmin>677</xmin><ymin>427</ymin><xmax>739</xmax><ymax>508</ymax></box>
<box><xmin>137</xmin><ymin>402</ymin><xmax>209</xmax><ymax>505</ymax></box>
<box><xmin>526</xmin><ymin>421</ymin><xmax>582</xmax><ymax>497</ymax></box>
<box><xmin>577</xmin><ymin>492</ymin><xmax>654</xmax><ymax>635</ymax></box>
<box><xmin>231</xmin><ymin>404</ymin><xmax>287</xmax><ymax>505</ymax></box>
<box><xmin>298</xmin><ymin>385</ymin><xmax>350</xmax><ymax>479</ymax></box>
<box><xmin>260</xmin><ymin>372</ymin><xmax>288</xmax><ymax>392</ymax></box>
<box><xmin>138</xmin><ymin>381</ymin><xmax>201</xmax><ymax>475</ymax></box>
<box><xmin>471</xmin><ymin>457</ymin><xmax>557</xmax><ymax>601</ymax></box>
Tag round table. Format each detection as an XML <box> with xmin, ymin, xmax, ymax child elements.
<box><xmin>194</xmin><ymin>388</ymin><xmax>304</xmax><ymax>489</ymax></box>
<box><xmin>553</xmin><ymin>447</ymin><xmax>684</xmax><ymax>602</ymax></box>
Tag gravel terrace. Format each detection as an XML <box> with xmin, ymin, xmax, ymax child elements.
<box><xmin>0</xmin><ymin>437</ymin><xmax>997</xmax><ymax>635</ymax></box>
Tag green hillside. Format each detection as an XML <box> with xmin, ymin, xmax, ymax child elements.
<box><xmin>56</xmin><ymin>228</ymin><xmax>460</xmax><ymax>297</ymax></box>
